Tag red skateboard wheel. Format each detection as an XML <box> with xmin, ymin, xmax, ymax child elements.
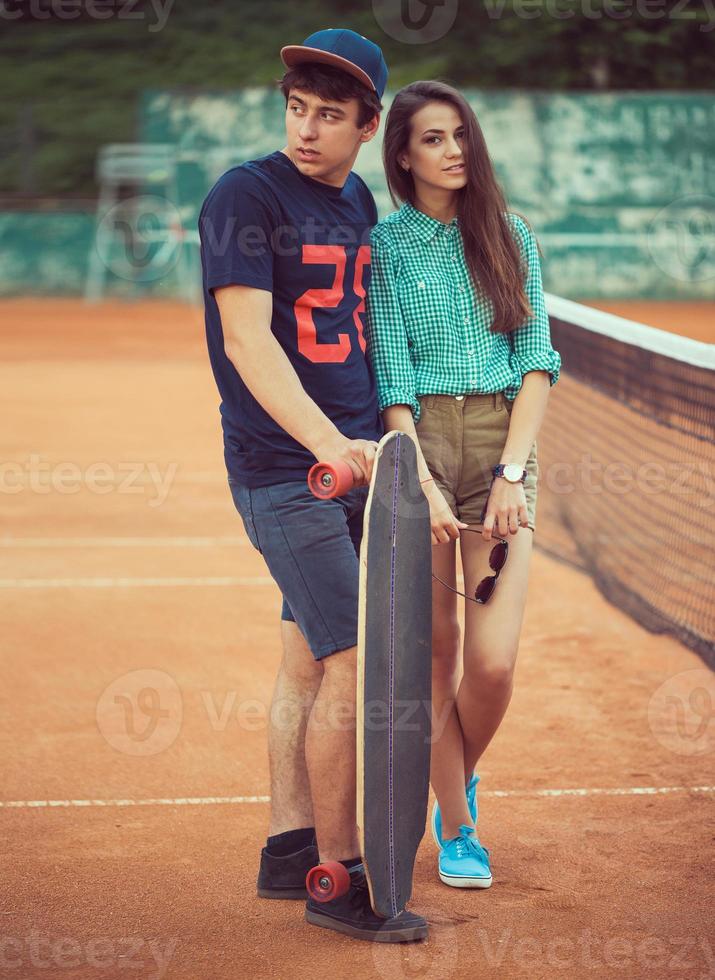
<box><xmin>305</xmin><ymin>861</ymin><xmax>351</xmax><ymax>902</ymax></box>
<box><xmin>307</xmin><ymin>461</ymin><xmax>355</xmax><ymax>499</ymax></box>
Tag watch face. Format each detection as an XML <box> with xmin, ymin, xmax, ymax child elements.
<box><xmin>504</xmin><ymin>464</ymin><xmax>523</xmax><ymax>482</ymax></box>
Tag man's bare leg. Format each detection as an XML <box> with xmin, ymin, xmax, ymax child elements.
<box><xmin>304</xmin><ymin>645</ymin><xmax>360</xmax><ymax>861</ymax></box>
<box><xmin>267</xmin><ymin>620</ymin><xmax>324</xmax><ymax>836</ymax></box>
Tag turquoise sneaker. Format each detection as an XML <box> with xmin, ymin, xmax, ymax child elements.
<box><xmin>438</xmin><ymin>825</ymin><xmax>492</xmax><ymax>889</ymax></box>
<box><xmin>431</xmin><ymin>773</ymin><xmax>480</xmax><ymax>847</ymax></box>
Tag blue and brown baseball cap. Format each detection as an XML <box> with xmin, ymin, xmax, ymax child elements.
<box><xmin>280</xmin><ymin>29</ymin><xmax>388</xmax><ymax>100</ymax></box>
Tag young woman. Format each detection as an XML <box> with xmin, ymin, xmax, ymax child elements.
<box><xmin>366</xmin><ymin>80</ymin><xmax>561</xmax><ymax>888</ymax></box>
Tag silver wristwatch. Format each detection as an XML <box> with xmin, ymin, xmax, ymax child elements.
<box><xmin>492</xmin><ymin>463</ymin><xmax>527</xmax><ymax>484</ymax></box>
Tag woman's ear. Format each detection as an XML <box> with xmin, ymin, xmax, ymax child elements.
<box><xmin>399</xmin><ymin>158</ymin><xmax>410</xmax><ymax>171</ymax></box>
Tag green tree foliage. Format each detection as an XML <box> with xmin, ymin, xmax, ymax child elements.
<box><xmin>2</xmin><ymin>0</ymin><xmax>712</xmax><ymax>198</ymax></box>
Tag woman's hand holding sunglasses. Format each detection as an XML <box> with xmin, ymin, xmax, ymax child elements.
<box><xmin>480</xmin><ymin>477</ymin><xmax>529</xmax><ymax>540</ymax></box>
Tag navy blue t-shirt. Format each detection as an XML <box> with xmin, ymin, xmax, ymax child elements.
<box><xmin>199</xmin><ymin>150</ymin><xmax>384</xmax><ymax>488</ymax></box>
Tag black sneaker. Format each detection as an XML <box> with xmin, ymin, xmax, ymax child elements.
<box><xmin>305</xmin><ymin>865</ymin><xmax>428</xmax><ymax>943</ymax></box>
<box><xmin>256</xmin><ymin>843</ymin><xmax>319</xmax><ymax>899</ymax></box>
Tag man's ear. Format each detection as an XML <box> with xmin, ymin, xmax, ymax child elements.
<box><xmin>360</xmin><ymin>112</ymin><xmax>381</xmax><ymax>144</ymax></box>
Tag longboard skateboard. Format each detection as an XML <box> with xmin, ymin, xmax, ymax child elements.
<box><xmin>306</xmin><ymin>431</ymin><xmax>432</xmax><ymax>919</ymax></box>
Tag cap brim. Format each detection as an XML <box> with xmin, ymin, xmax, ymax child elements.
<box><xmin>280</xmin><ymin>45</ymin><xmax>376</xmax><ymax>94</ymax></box>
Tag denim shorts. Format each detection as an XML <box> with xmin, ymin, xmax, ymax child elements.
<box><xmin>228</xmin><ymin>478</ymin><xmax>369</xmax><ymax>661</ymax></box>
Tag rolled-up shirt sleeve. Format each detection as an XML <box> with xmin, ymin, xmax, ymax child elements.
<box><xmin>366</xmin><ymin>230</ymin><xmax>421</xmax><ymax>421</ymax></box>
<box><xmin>509</xmin><ymin>214</ymin><xmax>561</xmax><ymax>386</ymax></box>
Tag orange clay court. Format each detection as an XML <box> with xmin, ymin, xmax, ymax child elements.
<box><xmin>1</xmin><ymin>298</ymin><xmax>713</xmax><ymax>980</ymax></box>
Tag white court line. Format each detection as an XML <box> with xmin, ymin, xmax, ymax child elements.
<box><xmin>0</xmin><ymin>796</ymin><xmax>271</xmax><ymax>808</ymax></box>
<box><xmin>0</xmin><ymin>576</ymin><xmax>274</xmax><ymax>589</ymax></box>
<box><xmin>1</xmin><ymin>787</ymin><xmax>713</xmax><ymax>809</ymax></box>
<box><xmin>485</xmin><ymin>786</ymin><xmax>715</xmax><ymax>798</ymax></box>
<box><xmin>0</xmin><ymin>536</ymin><xmax>249</xmax><ymax>548</ymax></box>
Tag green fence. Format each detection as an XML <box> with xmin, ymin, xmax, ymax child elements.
<box><xmin>0</xmin><ymin>211</ymin><xmax>94</xmax><ymax>296</ymax></box>
<box><xmin>2</xmin><ymin>90</ymin><xmax>713</xmax><ymax>298</ymax></box>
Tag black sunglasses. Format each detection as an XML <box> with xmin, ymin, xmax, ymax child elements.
<box><xmin>432</xmin><ymin>529</ymin><xmax>509</xmax><ymax>605</ymax></box>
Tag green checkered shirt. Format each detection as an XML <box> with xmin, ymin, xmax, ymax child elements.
<box><xmin>365</xmin><ymin>202</ymin><xmax>561</xmax><ymax>422</ymax></box>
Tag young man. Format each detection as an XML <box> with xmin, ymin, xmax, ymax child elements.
<box><xmin>199</xmin><ymin>30</ymin><xmax>428</xmax><ymax>943</ymax></box>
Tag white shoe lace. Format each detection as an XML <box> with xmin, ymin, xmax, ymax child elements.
<box><xmin>447</xmin><ymin>825</ymin><xmax>488</xmax><ymax>863</ymax></box>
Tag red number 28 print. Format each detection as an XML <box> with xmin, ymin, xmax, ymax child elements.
<box><xmin>294</xmin><ymin>244</ymin><xmax>370</xmax><ymax>363</ymax></box>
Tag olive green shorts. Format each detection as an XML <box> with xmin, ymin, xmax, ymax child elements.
<box><xmin>414</xmin><ymin>391</ymin><xmax>538</xmax><ymax>532</ymax></box>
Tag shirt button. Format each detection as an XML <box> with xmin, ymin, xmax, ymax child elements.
<box><xmin>469</xmin><ymin>379</ymin><xmax>477</xmax><ymax>387</ymax></box>
<box><xmin>463</xmin><ymin>317</ymin><xmax>469</xmax><ymax>324</ymax></box>
<box><xmin>455</xmin><ymin>395</ymin><xmax>464</xmax><ymax>401</ymax></box>
<box><xmin>458</xmin><ymin>285</ymin><xmax>465</xmax><ymax>292</ymax></box>
<box><xmin>467</xmin><ymin>349</ymin><xmax>475</xmax><ymax>356</ymax></box>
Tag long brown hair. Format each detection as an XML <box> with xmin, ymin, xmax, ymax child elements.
<box><xmin>382</xmin><ymin>80</ymin><xmax>532</xmax><ymax>335</ymax></box>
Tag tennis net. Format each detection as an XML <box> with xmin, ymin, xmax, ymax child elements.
<box><xmin>537</xmin><ymin>295</ymin><xmax>715</xmax><ymax>665</ymax></box>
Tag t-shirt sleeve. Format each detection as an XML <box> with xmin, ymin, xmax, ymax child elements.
<box><xmin>198</xmin><ymin>168</ymin><xmax>277</xmax><ymax>294</ymax></box>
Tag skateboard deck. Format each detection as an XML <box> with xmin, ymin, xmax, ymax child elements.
<box><xmin>356</xmin><ymin>430</ymin><xmax>432</xmax><ymax>919</ymax></box>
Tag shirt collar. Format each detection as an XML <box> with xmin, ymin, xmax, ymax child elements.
<box><xmin>399</xmin><ymin>200</ymin><xmax>459</xmax><ymax>242</ymax></box>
